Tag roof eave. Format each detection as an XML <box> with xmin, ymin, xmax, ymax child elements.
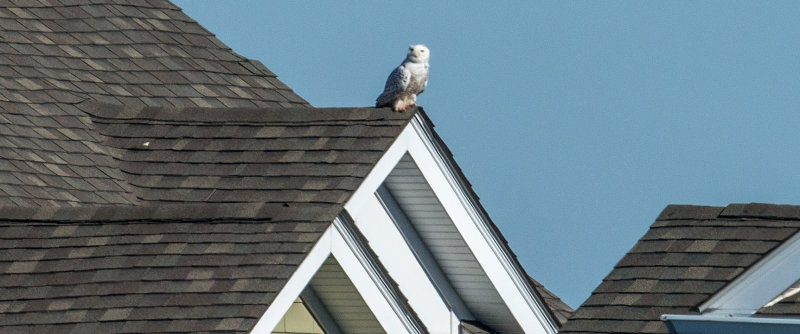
<box><xmin>662</xmin><ymin>314</ymin><xmax>800</xmax><ymax>334</ymax></box>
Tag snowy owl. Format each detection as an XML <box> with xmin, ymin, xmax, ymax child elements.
<box><xmin>376</xmin><ymin>44</ymin><xmax>430</xmax><ymax>112</ymax></box>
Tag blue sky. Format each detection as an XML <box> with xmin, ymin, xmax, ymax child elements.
<box><xmin>174</xmin><ymin>1</ymin><xmax>800</xmax><ymax>308</ymax></box>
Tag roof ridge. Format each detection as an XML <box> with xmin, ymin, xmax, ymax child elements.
<box><xmin>77</xmin><ymin>101</ymin><xmax>415</xmax><ymax>124</ymax></box>
<box><xmin>656</xmin><ymin>204</ymin><xmax>724</xmax><ymax>221</ymax></box>
<box><xmin>658</xmin><ymin>203</ymin><xmax>800</xmax><ymax>221</ymax></box>
<box><xmin>719</xmin><ymin>203</ymin><xmax>800</xmax><ymax>220</ymax></box>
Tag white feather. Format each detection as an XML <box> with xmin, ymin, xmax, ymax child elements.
<box><xmin>376</xmin><ymin>44</ymin><xmax>430</xmax><ymax>112</ymax></box>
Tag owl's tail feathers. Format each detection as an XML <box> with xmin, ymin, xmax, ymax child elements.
<box><xmin>379</xmin><ymin>87</ymin><xmax>404</xmax><ymax>108</ymax></box>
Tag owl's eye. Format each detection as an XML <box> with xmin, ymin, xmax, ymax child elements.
<box><xmin>420</xmin><ymin>50</ymin><xmax>425</xmax><ymax>52</ymax></box>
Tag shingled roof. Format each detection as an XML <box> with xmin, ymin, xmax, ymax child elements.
<box><xmin>0</xmin><ymin>100</ymin><xmax>417</xmax><ymax>333</ymax></box>
<box><xmin>0</xmin><ymin>1</ymin><xmax>573</xmax><ymax>332</ymax></box>
<box><xmin>0</xmin><ymin>0</ymin><xmax>306</xmax><ymax>108</ymax></box>
<box><xmin>529</xmin><ymin>276</ymin><xmax>574</xmax><ymax>328</ymax></box>
<box><xmin>0</xmin><ymin>203</ymin><xmax>336</xmax><ymax>333</ymax></box>
<box><xmin>0</xmin><ymin>0</ymin><xmax>306</xmax><ymax>206</ymax></box>
<box><xmin>80</xmin><ymin>102</ymin><xmax>414</xmax><ymax>205</ymax></box>
<box><xmin>560</xmin><ymin>203</ymin><xmax>800</xmax><ymax>334</ymax></box>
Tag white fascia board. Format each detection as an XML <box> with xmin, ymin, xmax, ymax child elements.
<box><xmin>699</xmin><ymin>230</ymin><xmax>800</xmax><ymax>316</ymax></box>
<box><xmin>250</xmin><ymin>221</ymin><xmax>420</xmax><ymax>334</ymax></box>
<box><xmin>662</xmin><ymin>314</ymin><xmax>800</xmax><ymax>334</ymax></box>
<box><xmin>345</xmin><ymin>119</ymin><xmax>413</xmax><ymax>214</ymax></box>
<box><xmin>348</xmin><ymin>190</ymin><xmax>457</xmax><ymax>334</ymax></box>
<box><xmin>345</xmin><ymin>114</ymin><xmax>557</xmax><ymax>334</ymax></box>
<box><xmin>376</xmin><ymin>184</ymin><xmax>475</xmax><ymax>322</ymax></box>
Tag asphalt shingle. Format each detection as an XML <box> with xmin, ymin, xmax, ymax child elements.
<box><xmin>78</xmin><ymin>102</ymin><xmax>414</xmax><ymax>206</ymax></box>
<box><xmin>529</xmin><ymin>276</ymin><xmax>574</xmax><ymax>328</ymax></box>
<box><xmin>561</xmin><ymin>203</ymin><xmax>800</xmax><ymax>333</ymax></box>
<box><xmin>0</xmin><ymin>0</ymin><xmax>307</xmax><ymax>206</ymax></box>
<box><xmin>0</xmin><ymin>203</ymin><xmax>335</xmax><ymax>333</ymax></box>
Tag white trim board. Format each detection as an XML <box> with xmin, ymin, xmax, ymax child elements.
<box><xmin>699</xmin><ymin>229</ymin><xmax>800</xmax><ymax>316</ymax></box>
<box><xmin>250</xmin><ymin>217</ymin><xmax>424</xmax><ymax>334</ymax></box>
<box><xmin>347</xmin><ymin>185</ymin><xmax>459</xmax><ymax>334</ymax></box>
<box><xmin>344</xmin><ymin>113</ymin><xmax>558</xmax><ymax>334</ymax></box>
<box><xmin>377</xmin><ymin>184</ymin><xmax>474</xmax><ymax>321</ymax></box>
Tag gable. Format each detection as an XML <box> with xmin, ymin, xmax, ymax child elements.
<box><xmin>252</xmin><ymin>108</ymin><xmax>567</xmax><ymax>334</ymax></box>
<box><xmin>343</xmin><ymin>110</ymin><xmax>562</xmax><ymax>334</ymax></box>
<box><xmin>252</xmin><ymin>213</ymin><xmax>427</xmax><ymax>334</ymax></box>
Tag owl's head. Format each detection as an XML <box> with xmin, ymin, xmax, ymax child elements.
<box><xmin>407</xmin><ymin>44</ymin><xmax>430</xmax><ymax>63</ymax></box>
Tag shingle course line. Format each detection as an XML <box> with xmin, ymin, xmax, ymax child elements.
<box><xmin>4</xmin><ymin>15</ymin><xmax>193</xmax><ymax>24</ymax></box>
<box><xmin>0</xmin><ymin>217</ymin><xmax>306</xmax><ymax>224</ymax></box>
<box><xmin>92</xmin><ymin>120</ymin><xmax>407</xmax><ymax>128</ymax></box>
<box><xmin>1</xmin><ymin>283</ymin><xmax>288</xmax><ymax>297</ymax></box>
<box><xmin>0</xmin><ymin>137</ymin><xmax>109</xmax><ymax>153</ymax></box>
<box><xmin>142</xmin><ymin>199</ymin><xmax>346</xmax><ymax>206</ymax></box>
<box><xmin>89</xmin><ymin>112</ymin><xmax>409</xmax><ymax>123</ymax></box>
<box><xmin>0</xmin><ymin>166</ymin><xmax>127</xmax><ymax>182</ymax></box>
<box><xmin>118</xmin><ymin>161</ymin><xmax>378</xmax><ymax>166</ymax></box>
<box><xmin>0</xmin><ymin>203</ymin><xmax>338</xmax><ymax>221</ymax></box>
<box><xmin>611</xmin><ymin>265</ymin><xmax>765</xmax><ymax>269</ymax></box>
<box><xmin>0</xmin><ymin>246</ymin><xmax>311</xmax><ymax>258</ymax></box>
<box><xmin>5</xmin><ymin>2</ymin><xmax>179</xmax><ymax>10</ymax></box>
<box><xmin>0</xmin><ymin>74</ymin><xmax>286</xmax><ymax>92</ymax></box>
<box><xmin>0</xmin><ymin>73</ymin><xmax>269</xmax><ymax>91</ymax></box>
<box><xmin>94</xmin><ymin>134</ymin><xmax>401</xmax><ymax>141</ymax></box>
<box><xmin>0</xmin><ymin>273</ymin><xmax>300</xmax><ymax>288</ymax></box>
<box><xmin>1</xmin><ymin>228</ymin><xmax>321</xmax><ymax>239</ymax></box>
<box><xmin>0</xmin><ymin>48</ymin><xmax>253</xmax><ymax>64</ymax></box>
<box><xmin>0</xmin><ymin>229</ymin><xmax>313</xmax><ymax>239</ymax></box>
<box><xmin>123</xmin><ymin>186</ymin><xmax>358</xmax><ymax>192</ymax></box>
<box><xmin>0</xmin><ymin>291</ymin><xmax>264</xmax><ymax>304</ymax></box>
<box><xmin>0</xmin><ymin>313</ymin><xmax>265</xmax><ymax>326</ymax></box>
<box><xmin>0</xmin><ymin>256</ymin><xmax>312</xmax><ymax>274</ymax></box>
<box><xmin>0</xmin><ymin>306</ymin><xmax>269</xmax><ymax>319</ymax></box>
<box><xmin>0</xmin><ymin>190</ymin><xmax>126</xmax><ymax>204</ymax></box>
